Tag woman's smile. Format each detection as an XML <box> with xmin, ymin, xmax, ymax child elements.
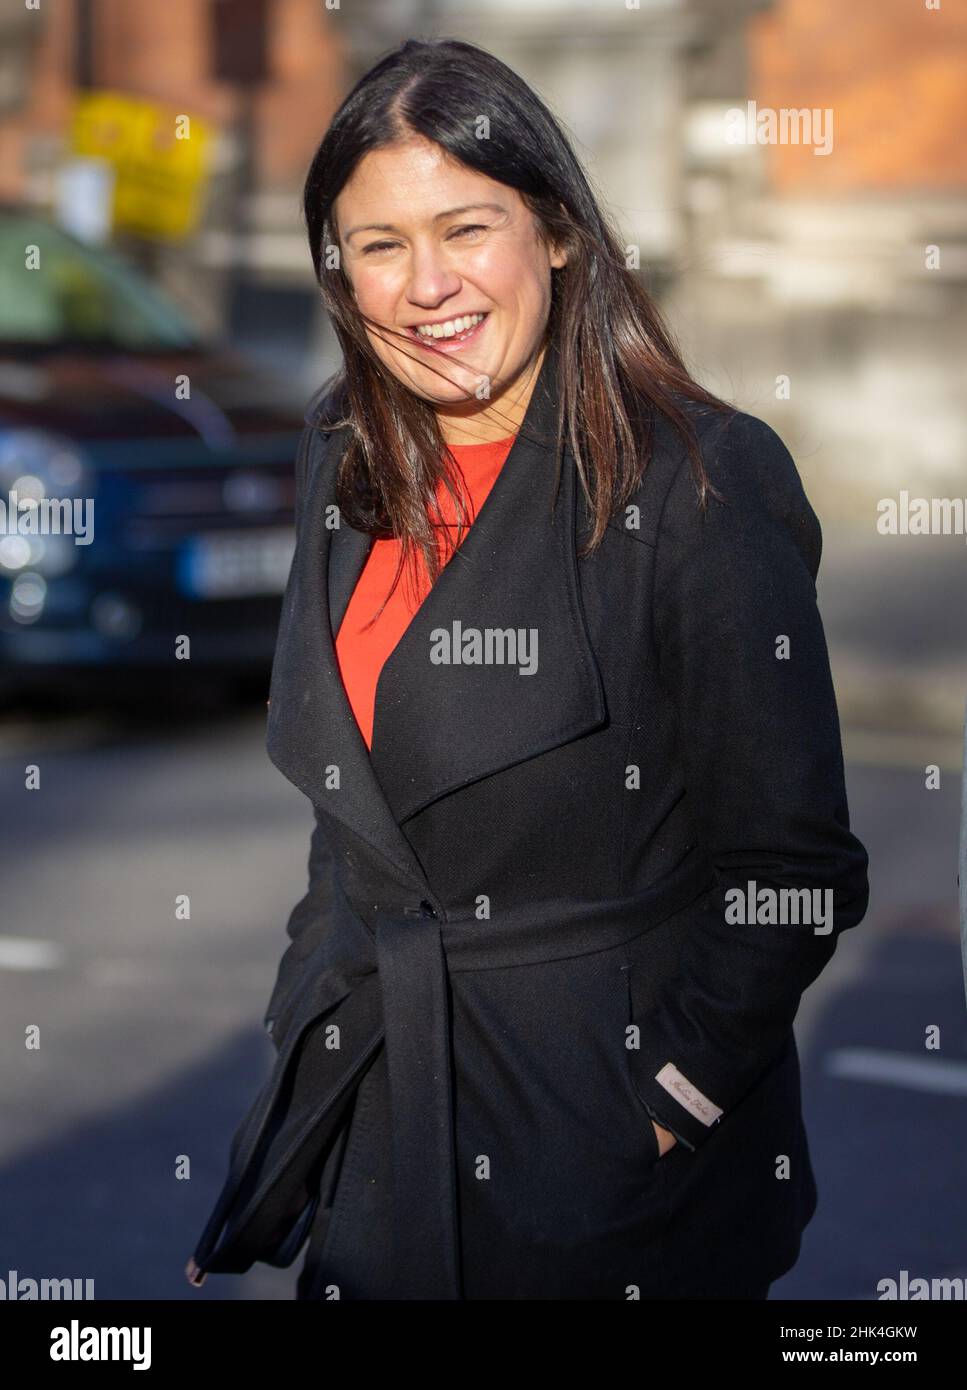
<box><xmin>404</xmin><ymin>311</ymin><xmax>490</xmax><ymax>353</ymax></box>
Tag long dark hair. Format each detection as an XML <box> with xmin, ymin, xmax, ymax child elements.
<box><xmin>303</xmin><ymin>36</ymin><xmax>731</xmax><ymax>617</ymax></box>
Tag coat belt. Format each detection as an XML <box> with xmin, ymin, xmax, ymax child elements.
<box><xmin>186</xmin><ymin>854</ymin><xmax>715</xmax><ymax>1298</ymax></box>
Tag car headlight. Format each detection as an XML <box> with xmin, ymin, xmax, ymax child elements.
<box><xmin>0</xmin><ymin>429</ymin><xmax>93</xmax><ymax>576</ymax></box>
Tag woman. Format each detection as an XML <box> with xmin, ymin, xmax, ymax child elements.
<box><xmin>186</xmin><ymin>37</ymin><xmax>869</xmax><ymax>1301</ymax></box>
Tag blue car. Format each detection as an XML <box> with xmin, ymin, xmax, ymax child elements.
<box><xmin>0</xmin><ymin>207</ymin><xmax>307</xmax><ymax>696</ymax></box>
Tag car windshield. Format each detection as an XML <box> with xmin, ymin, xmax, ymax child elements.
<box><xmin>0</xmin><ymin>211</ymin><xmax>203</xmax><ymax>350</ymax></box>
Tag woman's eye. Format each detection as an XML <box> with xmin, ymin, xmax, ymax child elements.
<box><xmin>360</xmin><ymin>225</ymin><xmax>488</xmax><ymax>255</ymax></box>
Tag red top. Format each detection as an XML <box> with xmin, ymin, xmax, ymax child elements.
<box><xmin>334</xmin><ymin>435</ymin><xmax>517</xmax><ymax>750</ymax></box>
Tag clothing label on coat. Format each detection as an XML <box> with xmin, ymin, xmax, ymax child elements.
<box><xmin>655</xmin><ymin>1063</ymin><xmax>724</xmax><ymax>1126</ymax></box>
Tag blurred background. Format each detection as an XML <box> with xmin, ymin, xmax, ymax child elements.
<box><xmin>0</xmin><ymin>0</ymin><xmax>964</xmax><ymax>1300</ymax></box>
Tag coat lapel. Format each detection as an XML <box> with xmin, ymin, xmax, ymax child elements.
<box><xmin>266</xmin><ymin>343</ymin><xmax>608</xmax><ymax>885</ymax></box>
<box><xmin>265</xmin><ymin>435</ymin><xmax>426</xmax><ymax>891</ymax></box>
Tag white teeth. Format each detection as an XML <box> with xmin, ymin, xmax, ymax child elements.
<box><xmin>414</xmin><ymin>313</ymin><xmax>484</xmax><ymax>339</ymax></box>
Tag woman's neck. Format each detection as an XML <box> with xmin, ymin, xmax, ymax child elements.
<box><xmin>434</xmin><ymin>346</ymin><xmax>544</xmax><ymax>445</ymax></box>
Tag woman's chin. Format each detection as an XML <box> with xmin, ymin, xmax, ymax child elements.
<box><xmin>398</xmin><ymin>367</ymin><xmax>490</xmax><ymax>407</ymax></box>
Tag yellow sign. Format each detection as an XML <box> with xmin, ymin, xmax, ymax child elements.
<box><xmin>71</xmin><ymin>91</ymin><xmax>211</xmax><ymax>241</ymax></box>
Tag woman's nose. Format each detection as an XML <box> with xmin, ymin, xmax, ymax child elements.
<box><xmin>405</xmin><ymin>244</ymin><xmax>462</xmax><ymax>309</ymax></box>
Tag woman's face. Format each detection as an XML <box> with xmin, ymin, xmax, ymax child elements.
<box><xmin>333</xmin><ymin>137</ymin><xmax>566</xmax><ymax>417</ymax></box>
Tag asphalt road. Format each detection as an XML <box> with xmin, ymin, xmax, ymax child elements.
<box><xmin>0</xmin><ymin>698</ymin><xmax>962</xmax><ymax>1302</ymax></box>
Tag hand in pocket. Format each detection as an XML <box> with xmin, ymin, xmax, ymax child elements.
<box><xmin>652</xmin><ymin>1119</ymin><xmax>678</xmax><ymax>1157</ymax></box>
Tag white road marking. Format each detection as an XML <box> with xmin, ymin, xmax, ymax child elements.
<box><xmin>0</xmin><ymin>937</ymin><xmax>66</xmax><ymax>970</ymax></box>
<box><xmin>0</xmin><ymin>718</ymin><xmax>114</xmax><ymax>756</ymax></box>
<box><xmin>826</xmin><ymin>1047</ymin><xmax>967</xmax><ymax>1095</ymax></box>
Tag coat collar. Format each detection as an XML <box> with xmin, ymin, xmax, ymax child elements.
<box><xmin>266</xmin><ymin>342</ymin><xmax>608</xmax><ymax>893</ymax></box>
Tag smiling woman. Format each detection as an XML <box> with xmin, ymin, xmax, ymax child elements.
<box><xmin>186</xmin><ymin>36</ymin><xmax>869</xmax><ymax>1302</ymax></box>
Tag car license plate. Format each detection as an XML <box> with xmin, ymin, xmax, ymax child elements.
<box><xmin>178</xmin><ymin>527</ymin><xmax>296</xmax><ymax>599</ymax></box>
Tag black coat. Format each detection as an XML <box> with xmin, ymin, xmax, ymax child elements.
<box><xmin>187</xmin><ymin>345</ymin><xmax>869</xmax><ymax>1300</ymax></box>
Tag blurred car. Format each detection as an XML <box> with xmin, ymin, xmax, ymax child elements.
<box><xmin>0</xmin><ymin>206</ymin><xmax>309</xmax><ymax>698</ymax></box>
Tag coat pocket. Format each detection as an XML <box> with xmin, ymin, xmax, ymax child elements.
<box><xmin>622</xmin><ymin>959</ymin><xmax>665</xmax><ymax>1166</ymax></box>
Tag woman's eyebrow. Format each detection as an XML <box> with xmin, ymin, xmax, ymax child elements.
<box><xmin>344</xmin><ymin>203</ymin><xmax>507</xmax><ymax>240</ymax></box>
